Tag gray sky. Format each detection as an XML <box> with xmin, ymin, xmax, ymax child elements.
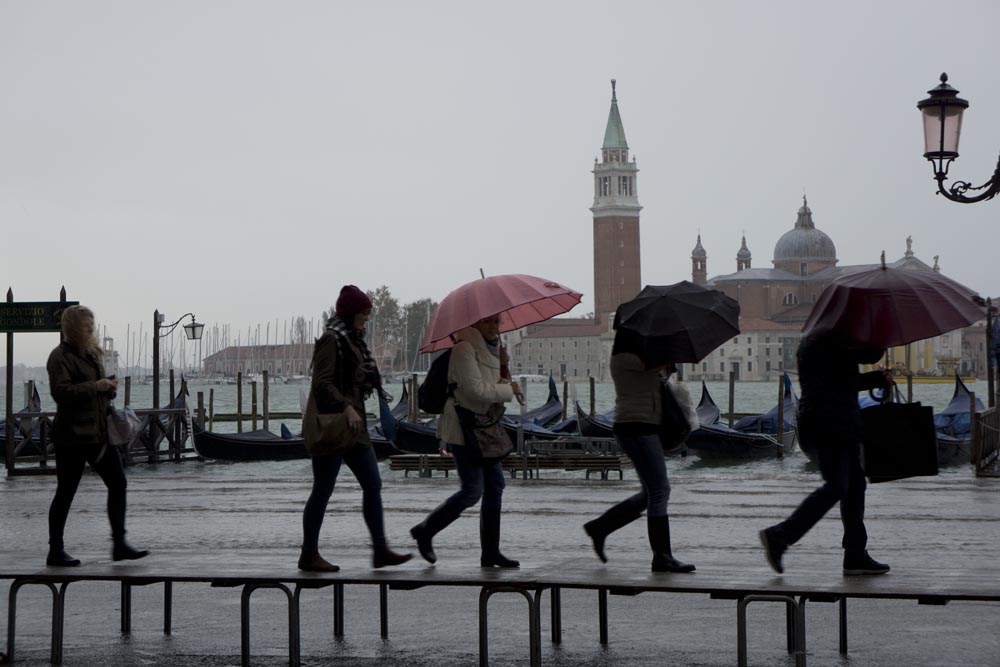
<box><xmin>2</xmin><ymin>0</ymin><xmax>999</xmax><ymax>365</ymax></box>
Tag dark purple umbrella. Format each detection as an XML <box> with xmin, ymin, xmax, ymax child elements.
<box><xmin>802</xmin><ymin>260</ymin><xmax>983</xmax><ymax>348</ymax></box>
<box><xmin>613</xmin><ymin>281</ymin><xmax>741</xmax><ymax>367</ymax></box>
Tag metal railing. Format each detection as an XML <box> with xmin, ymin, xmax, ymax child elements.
<box><xmin>973</xmin><ymin>407</ymin><xmax>1000</xmax><ymax>476</ymax></box>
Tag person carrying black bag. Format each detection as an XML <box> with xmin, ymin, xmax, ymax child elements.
<box><xmin>582</xmin><ymin>345</ymin><xmax>696</xmax><ymax>573</ymax></box>
<box><xmin>410</xmin><ymin>314</ymin><xmax>524</xmax><ymax>568</ymax></box>
<box><xmin>759</xmin><ymin>331</ymin><xmax>894</xmax><ymax>576</ymax></box>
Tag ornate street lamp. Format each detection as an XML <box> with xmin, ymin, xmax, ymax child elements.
<box><xmin>918</xmin><ymin>73</ymin><xmax>1000</xmax><ymax>203</ymax></box>
<box><xmin>152</xmin><ymin>310</ymin><xmax>203</xmax><ymax>412</ymax></box>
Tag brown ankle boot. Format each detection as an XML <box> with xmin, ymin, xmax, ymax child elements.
<box><xmin>298</xmin><ymin>547</ymin><xmax>340</xmax><ymax>572</ymax></box>
<box><xmin>372</xmin><ymin>544</ymin><xmax>413</xmax><ymax>569</ymax></box>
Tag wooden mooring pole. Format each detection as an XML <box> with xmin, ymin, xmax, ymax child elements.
<box><xmin>589</xmin><ymin>376</ymin><xmax>596</xmax><ymax>416</ymax></box>
<box><xmin>262</xmin><ymin>370</ymin><xmax>269</xmax><ymax>432</ymax></box>
<box><xmin>251</xmin><ymin>381</ymin><xmax>258</xmax><ymax>431</ymax></box>
<box><xmin>775</xmin><ymin>374</ymin><xmax>784</xmax><ymax>459</ymax></box>
<box><xmin>236</xmin><ymin>372</ymin><xmax>243</xmax><ymax>433</ymax></box>
<box><xmin>208</xmin><ymin>388</ymin><xmax>215</xmax><ymax>432</ymax></box>
<box><xmin>124</xmin><ymin>377</ymin><xmax>131</xmax><ymax>407</ymax></box>
<box><xmin>728</xmin><ymin>372</ymin><xmax>736</xmax><ymax>428</ymax></box>
<box><xmin>562</xmin><ymin>381</ymin><xmax>569</xmax><ymax>421</ymax></box>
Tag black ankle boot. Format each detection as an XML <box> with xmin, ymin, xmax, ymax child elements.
<box><xmin>46</xmin><ymin>548</ymin><xmax>81</xmax><ymax>567</ymax></box>
<box><xmin>647</xmin><ymin>515</ymin><xmax>695</xmax><ymax>573</ymax></box>
<box><xmin>372</xmin><ymin>544</ymin><xmax>413</xmax><ymax>569</ymax></box>
<box><xmin>112</xmin><ymin>540</ymin><xmax>150</xmax><ymax>562</ymax></box>
<box><xmin>480</xmin><ymin>507</ymin><xmax>519</xmax><ymax>569</ymax></box>
<box><xmin>298</xmin><ymin>547</ymin><xmax>340</xmax><ymax>572</ymax></box>
<box><xmin>584</xmin><ymin>498</ymin><xmax>644</xmax><ymax>563</ymax></box>
<box><xmin>410</xmin><ymin>501</ymin><xmax>464</xmax><ymax>564</ymax></box>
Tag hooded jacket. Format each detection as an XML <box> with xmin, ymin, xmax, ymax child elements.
<box><xmin>436</xmin><ymin>326</ymin><xmax>515</xmax><ymax>446</ymax></box>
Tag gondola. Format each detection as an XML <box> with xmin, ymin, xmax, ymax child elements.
<box><xmin>1</xmin><ymin>384</ymin><xmax>53</xmax><ymax>458</ymax></box>
<box><xmin>192</xmin><ymin>422</ymin><xmax>309</xmax><ymax>461</ymax></box>
<box><xmin>685</xmin><ymin>376</ymin><xmax>798</xmax><ymax>460</ymax></box>
<box><xmin>933</xmin><ymin>375</ymin><xmax>983</xmax><ymax>466</ymax></box>
<box><xmin>505</xmin><ymin>376</ymin><xmax>563</xmax><ymax>428</ymax></box>
<box><xmin>192</xmin><ymin>389</ymin><xmax>409</xmax><ymax>462</ymax></box>
<box><xmin>575</xmin><ymin>401</ymin><xmax>614</xmax><ymax>438</ymax></box>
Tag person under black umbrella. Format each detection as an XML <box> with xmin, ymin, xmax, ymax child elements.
<box><xmin>583</xmin><ymin>282</ymin><xmax>739</xmax><ymax>573</ymax></box>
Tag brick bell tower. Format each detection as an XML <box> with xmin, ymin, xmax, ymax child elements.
<box><xmin>591</xmin><ymin>79</ymin><xmax>642</xmax><ymax>325</ymax></box>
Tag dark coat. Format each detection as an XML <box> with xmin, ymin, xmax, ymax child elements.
<box><xmin>796</xmin><ymin>333</ymin><xmax>889</xmax><ymax>444</ymax></box>
<box><xmin>46</xmin><ymin>343</ymin><xmax>113</xmax><ymax>446</ymax></box>
<box><xmin>309</xmin><ymin>330</ymin><xmax>371</xmax><ymax>446</ymax></box>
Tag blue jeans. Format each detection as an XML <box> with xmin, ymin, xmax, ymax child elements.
<box><xmin>302</xmin><ymin>444</ymin><xmax>385</xmax><ymax>550</ymax></box>
<box><xmin>440</xmin><ymin>445</ymin><xmax>506</xmax><ymax>512</ymax></box>
<box><xmin>617</xmin><ymin>433</ymin><xmax>671</xmax><ymax>517</ymax></box>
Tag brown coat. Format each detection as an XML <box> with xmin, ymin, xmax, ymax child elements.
<box><xmin>303</xmin><ymin>330</ymin><xmax>371</xmax><ymax>450</ymax></box>
<box><xmin>46</xmin><ymin>343</ymin><xmax>112</xmax><ymax>446</ymax></box>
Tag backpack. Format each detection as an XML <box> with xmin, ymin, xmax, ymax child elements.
<box><xmin>418</xmin><ymin>349</ymin><xmax>455</xmax><ymax>414</ymax></box>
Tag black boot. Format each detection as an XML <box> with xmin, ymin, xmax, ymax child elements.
<box><xmin>298</xmin><ymin>546</ymin><xmax>340</xmax><ymax>572</ymax></box>
<box><xmin>647</xmin><ymin>515</ymin><xmax>695</xmax><ymax>573</ymax></box>
<box><xmin>583</xmin><ymin>499</ymin><xmax>644</xmax><ymax>563</ymax></box>
<box><xmin>410</xmin><ymin>502</ymin><xmax>464</xmax><ymax>564</ymax></box>
<box><xmin>46</xmin><ymin>546</ymin><xmax>81</xmax><ymax>567</ymax></box>
<box><xmin>112</xmin><ymin>538</ymin><xmax>149</xmax><ymax>562</ymax></box>
<box><xmin>372</xmin><ymin>544</ymin><xmax>413</xmax><ymax>569</ymax></box>
<box><xmin>480</xmin><ymin>507</ymin><xmax>519</xmax><ymax>568</ymax></box>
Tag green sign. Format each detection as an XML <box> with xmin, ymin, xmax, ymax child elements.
<box><xmin>0</xmin><ymin>301</ymin><xmax>79</xmax><ymax>333</ymax></box>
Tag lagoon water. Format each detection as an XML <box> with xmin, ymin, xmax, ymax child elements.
<box><xmin>2</xmin><ymin>379</ymin><xmax>1000</xmax><ymax>665</ymax></box>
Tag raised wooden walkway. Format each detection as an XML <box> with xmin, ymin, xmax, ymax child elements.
<box><xmin>1</xmin><ymin>553</ymin><xmax>997</xmax><ymax>667</ymax></box>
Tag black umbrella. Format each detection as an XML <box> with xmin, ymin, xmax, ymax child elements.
<box><xmin>613</xmin><ymin>281</ymin><xmax>741</xmax><ymax>367</ymax></box>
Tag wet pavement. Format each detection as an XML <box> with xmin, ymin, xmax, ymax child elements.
<box><xmin>2</xmin><ymin>457</ymin><xmax>999</xmax><ymax>666</ymax></box>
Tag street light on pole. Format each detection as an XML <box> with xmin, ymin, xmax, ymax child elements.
<box><xmin>152</xmin><ymin>310</ymin><xmax>204</xmax><ymax>412</ymax></box>
<box><xmin>917</xmin><ymin>73</ymin><xmax>1000</xmax><ymax>203</ymax></box>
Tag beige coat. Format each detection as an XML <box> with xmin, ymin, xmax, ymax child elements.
<box><xmin>610</xmin><ymin>352</ymin><xmax>662</xmax><ymax>426</ymax></box>
<box><xmin>436</xmin><ymin>326</ymin><xmax>515</xmax><ymax>446</ymax></box>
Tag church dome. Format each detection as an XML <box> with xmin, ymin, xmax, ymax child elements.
<box><xmin>773</xmin><ymin>198</ymin><xmax>837</xmax><ymax>263</ymax></box>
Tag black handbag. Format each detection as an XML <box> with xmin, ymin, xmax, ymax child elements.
<box><xmin>860</xmin><ymin>401</ymin><xmax>939</xmax><ymax>483</ymax></box>
<box><xmin>659</xmin><ymin>378</ymin><xmax>692</xmax><ymax>452</ymax></box>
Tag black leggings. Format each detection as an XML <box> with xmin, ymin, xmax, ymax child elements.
<box><xmin>48</xmin><ymin>442</ymin><xmax>128</xmax><ymax>548</ymax></box>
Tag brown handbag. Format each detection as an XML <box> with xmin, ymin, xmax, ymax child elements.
<box><xmin>302</xmin><ymin>391</ymin><xmax>357</xmax><ymax>456</ymax></box>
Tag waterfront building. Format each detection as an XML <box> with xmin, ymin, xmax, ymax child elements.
<box><xmin>201</xmin><ymin>343</ymin><xmax>313</xmax><ymax>378</ymax></box>
<box><xmin>690</xmin><ymin>200</ymin><xmax>986</xmax><ymax>380</ymax></box>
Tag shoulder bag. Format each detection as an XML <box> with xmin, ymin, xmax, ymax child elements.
<box><xmin>658</xmin><ymin>377</ymin><xmax>693</xmax><ymax>452</ymax></box>
<box><xmin>454</xmin><ymin>403</ymin><xmax>513</xmax><ymax>462</ymax></box>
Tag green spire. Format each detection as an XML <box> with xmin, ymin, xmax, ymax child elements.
<box><xmin>602</xmin><ymin>79</ymin><xmax>628</xmax><ymax>149</ymax></box>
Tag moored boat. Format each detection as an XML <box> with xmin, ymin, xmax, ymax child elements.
<box><xmin>685</xmin><ymin>375</ymin><xmax>797</xmax><ymax>460</ymax></box>
<box><xmin>933</xmin><ymin>375</ymin><xmax>984</xmax><ymax>466</ymax></box>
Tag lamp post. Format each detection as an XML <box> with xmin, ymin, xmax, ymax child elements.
<box><xmin>152</xmin><ymin>310</ymin><xmax>204</xmax><ymax>411</ymax></box>
<box><xmin>917</xmin><ymin>73</ymin><xmax>1000</xmax><ymax>203</ymax></box>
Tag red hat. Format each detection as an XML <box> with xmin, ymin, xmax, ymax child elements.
<box><xmin>335</xmin><ymin>285</ymin><xmax>372</xmax><ymax>319</ymax></box>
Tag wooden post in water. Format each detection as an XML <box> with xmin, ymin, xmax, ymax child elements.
<box><xmin>168</xmin><ymin>370</ymin><xmax>177</xmax><ymax>460</ymax></box>
<box><xmin>197</xmin><ymin>392</ymin><xmax>205</xmax><ymax>430</ymax></box>
<box><xmin>262</xmin><ymin>370</ymin><xmax>270</xmax><ymax>432</ymax></box>
<box><xmin>410</xmin><ymin>373</ymin><xmax>418</xmax><ymax>420</ymax></box>
<box><xmin>987</xmin><ymin>298</ymin><xmax>996</xmax><ymax>408</ymax></box>
<box><xmin>169</xmin><ymin>369</ymin><xmax>175</xmax><ymax>408</ymax></box>
<box><xmin>6</xmin><ymin>287</ymin><xmax>14</xmax><ymax>473</ymax></box>
<box><xmin>775</xmin><ymin>374</ymin><xmax>784</xmax><ymax>459</ymax></box>
<box><xmin>728</xmin><ymin>372</ymin><xmax>736</xmax><ymax>428</ymax></box>
<box><xmin>251</xmin><ymin>381</ymin><xmax>258</xmax><ymax>431</ymax></box>
<box><xmin>906</xmin><ymin>373</ymin><xmax>913</xmax><ymax>403</ymax></box>
<box><xmin>562</xmin><ymin>381</ymin><xmax>569</xmax><ymax>421</ymax></box>
<box><xmin>589</xmin><ymin>376</ymin><xmax>596</xmax><ymax>416</ymax></box>
<box><xmin>236</xmin><ymin>372</ymin><xmax>243</xmax><ymax>433</ymax></box>
<box><xmin>124</xmin><ymin>377</ymin><xmax>131</xmax><ymax>407</ymax></box>
<box><xmin>208</xmin><ymin>388</ymin><xmax>215</xmax><ymax>432</ymax></box>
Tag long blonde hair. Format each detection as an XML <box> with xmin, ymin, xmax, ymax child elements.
<box><xmin>60</xmin><ymin>305</ymin><xmax>102</xmax><ymax>358</ymax></box>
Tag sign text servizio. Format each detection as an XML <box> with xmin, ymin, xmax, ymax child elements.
<box><xmin>0</xmin><ymin>302</ymin><xmax>79</xmax><ymax>333</ymax></box>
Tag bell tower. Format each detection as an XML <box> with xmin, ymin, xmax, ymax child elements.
<box><xmin>692</xmin><ymin>234</ymin><xmax>707</xmax><ymax>285</ymax></box>
<box><xmin>591</xmin><ymin>79</ymin><xmax>642</xmax><ymax>325</ymax></box>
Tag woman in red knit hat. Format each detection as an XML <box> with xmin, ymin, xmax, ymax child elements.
<box><xmin>298</xmin><ymin>285</ymin><xmax>411</xmax><ymax>571</ymax></box>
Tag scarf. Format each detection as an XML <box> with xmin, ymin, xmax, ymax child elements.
<box><xmin>325</xmin><ymin>315</ymin><xmax>387</xmax><ymax>401</ymax></box>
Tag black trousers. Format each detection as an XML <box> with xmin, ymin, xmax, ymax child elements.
<box><xmin>775</xmin><ymin>429</ymin><xmax>868</xmax><ymax>556</ymax></box>
<box><xmin>48</xmin><ymin>442</ymin><xmax>128</xmax><ymax>548</ymax></box>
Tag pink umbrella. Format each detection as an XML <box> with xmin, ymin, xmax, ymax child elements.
<box><xmin>419</xmin><ymin>274</ymin><xmax>583</xmax><ymax>353</ymax></box>
<box><xmin>802</xmin><ymin>260</ymin><xmax>984</xmax><ymax>348</ymax></box>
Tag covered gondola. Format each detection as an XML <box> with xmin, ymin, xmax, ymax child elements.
<box><xmin>575</xmin><ymin>401</ymin><xmax>614</xmax><ymax>438</ymax></box>
<box><xmin>933</xmin><ymin>374</ymin><xmax>983</xmax><ymax>466</ymax></box>
<box><xmin>192</xmin><ymin>422</ymin><xmax>309</xmax><ymax>461</ymax></box>
<box><xmin>504</xmin><ymin>376</ymin><xmax>563</xmax><ymax>428</ymax></box>
<box><xmin>685</xmin><ymin>376</ymin><xmax>797</xmax><ymax>460</ymax></box>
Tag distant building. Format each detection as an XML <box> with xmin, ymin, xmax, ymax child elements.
<box><xmin>690</xmin><ymin>199</ymin><xmax>984</xmax><ymax>380</ymax></box>
<box><xmin>202</xmin><ymin>344</ymin><xmax>313</xmax><ymax>377</ymax></box>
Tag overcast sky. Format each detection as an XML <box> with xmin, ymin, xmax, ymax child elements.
<box><xmin>2</xmin><ymin>0</ymin><xmax>999</xmax><ymax>365</ymax></box>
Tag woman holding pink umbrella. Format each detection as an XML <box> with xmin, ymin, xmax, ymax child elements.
<box><xmin>410</xmin><ymin>274</ymin><xmax>582</xmax><ymax>567</ymax></box>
